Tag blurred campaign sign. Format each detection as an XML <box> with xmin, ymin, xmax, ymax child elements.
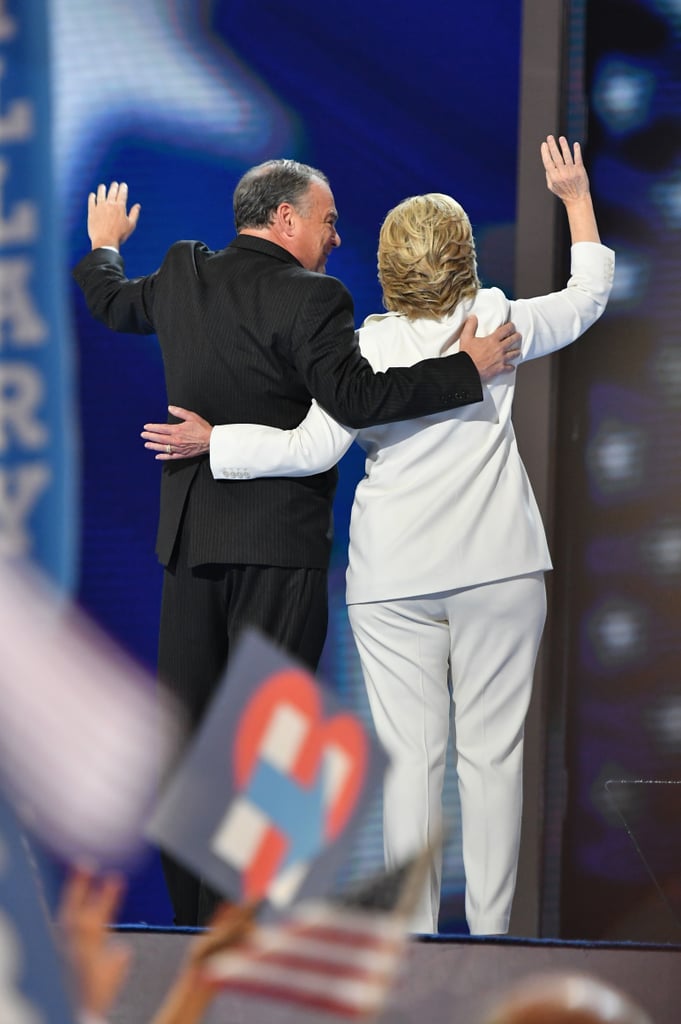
<box><xmin>0</xmin><ymin>559</ymin><xmax>181</xmax><ymax>867</ymax></box>
<box><xmin>0</xmin><ymin>793</ymin><xmax>76</xmax><ymax>1024</ymax></box>
<box><xmin>149</xmin><ymin>629</ymin><xmax>387</xmax><ymax>909</ymax></box>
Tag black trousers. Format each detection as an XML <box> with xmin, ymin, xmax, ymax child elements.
<box><xmin>157</xmin><ymin>529</ymin><xmax>328</xmax><ymax>926</ymax></box>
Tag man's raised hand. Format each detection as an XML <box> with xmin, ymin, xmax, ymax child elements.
<box><xmin>87</xmin><ymin>181</ymin><xmax>141</xmax><ymax>250</ymax></box>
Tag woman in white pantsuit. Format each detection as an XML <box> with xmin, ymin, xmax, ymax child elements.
<box><xmin>142</xmin><ymin>136</ymin><xmax>614</xmax><ymax>934</ymax></box>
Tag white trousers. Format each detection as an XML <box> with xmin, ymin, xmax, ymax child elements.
<box><xmin>347</xmin><ymin>573</ymin><xmax>546</xmax><ymax>935</ymax></box>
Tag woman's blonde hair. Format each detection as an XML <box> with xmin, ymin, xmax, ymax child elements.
<box><xmin>378</xmin><ymin>193</ymin><xmax>480</xmax><ymax>319</ymax></box>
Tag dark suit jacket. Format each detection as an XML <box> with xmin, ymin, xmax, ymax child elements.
<box><xmin>73</xmin><ymin>235</ymin><xmax>482</xmax><ymax>569</ymax></box>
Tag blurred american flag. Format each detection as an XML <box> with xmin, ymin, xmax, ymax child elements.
<box><xmin>206</xmin><ymin>900</ymin><xmax>406</xmax><ymax>1018</ymax></box>
<box><xmin>204</xmin><ymin>852</ymin><xmax>431</xmax><ymax>1020</ymax></box>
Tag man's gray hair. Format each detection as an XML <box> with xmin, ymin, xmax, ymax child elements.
<box><xmin>233</xmin><ymin>159</ymin><xmax>329</xmax><ymax>231</ymax></box>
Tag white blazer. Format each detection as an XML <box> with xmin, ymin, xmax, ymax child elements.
<box><xmin>210</xmin><ymin>241</ymin><xmax>615</xmax><ymax>604</ymax></box>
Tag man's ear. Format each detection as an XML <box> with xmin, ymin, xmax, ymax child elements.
<box><xmin>275</xmin><ymin>201</ymin><xmax>297</xmax><ymax>237</ymax></box>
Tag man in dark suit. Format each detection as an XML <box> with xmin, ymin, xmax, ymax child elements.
<box><xmin>73</xmin><ymin>161</ymin><xmax>519</xmax><ymax>925</ymax></box>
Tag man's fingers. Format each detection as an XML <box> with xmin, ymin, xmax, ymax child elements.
<box><xmin>502</xmin><ymin>332</ymin><xmax>521</xmax><ymax>351</ymax></box>
<box><xmin>91</xmin><ymin>181</ymin><xmax>136</xmax><ymax>207</ymax></box>
<box><xmin>167</xmin><ymin>405</ymin><xmax>195</xmax><ymax>421</ymax></box>
<box><xmin>141</xmin><ymin>424</ymin><xmax>173</xmax><ymax>436</ymax></box>
<box><xmin>94</xmin><ymin>182</ymin><xmax>112</xmax><ymax>204</ymax></box>
<box><xmin>491</xmin><ymin>320</ymin><xmax>516</xmax><ymax>338</ymax></box>
<box><xmin>459</xmin><ymin>314</ymin><xmax>478</xmax><ymax>343</ymax></box>
<box><xmin>491</xmin><ymin>322</ymin><xmax>520</xmax><ymax>350</ymax></box>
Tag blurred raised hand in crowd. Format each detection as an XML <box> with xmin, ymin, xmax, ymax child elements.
<box><xmin>55</xmin><ymin>865</ymin><xmax>257</xmax><ymax>1024</ymax></box>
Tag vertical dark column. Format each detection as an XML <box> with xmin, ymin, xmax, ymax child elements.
<box><xmin>512</xmin><ymin>0</ymin><xmax>573</xmax><ymax>937</ymax></box>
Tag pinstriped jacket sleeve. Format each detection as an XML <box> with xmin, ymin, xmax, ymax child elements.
<box><xmin>72</xmin><ymin>248</ymin><xmax>157</xmax><ymax>334</ymax></box>
<box><xmin>287</xmin><ymin>273</ymin><xmax>484</xmax><ymax>429</ymax></box>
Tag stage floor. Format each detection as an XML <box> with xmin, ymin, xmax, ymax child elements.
<box><xmin>110</xmin><ymin>928</ymin><xmax>681</xmax><ymax>1024</ymax></box>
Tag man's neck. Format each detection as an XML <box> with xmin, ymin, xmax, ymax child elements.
<box><xmin>239</xmin><ymin>226</ymin><xmax>284</xmax><ymax>245</ymax></box>
<box><xmin>239</xmin><ymin>227</ymin><xmax>301</xmax><ymax>263</ymax></box>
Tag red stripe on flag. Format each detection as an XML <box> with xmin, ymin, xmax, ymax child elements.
<box><xmin>241</xmin><ymin>948</ymin><xmax>396</xmax><ymax>982</ymax></box>
<box><xmin>205</xmin><ymin>901</ymin><xmax>407</xmax><ymax>1019</ymax></box>
<box><xmin>281</xmin><ymin>921</ymin><xmax>404</xmax><ymax>951</ymax></box>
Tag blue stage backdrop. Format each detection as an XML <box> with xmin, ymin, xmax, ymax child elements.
<box><xmin>55</xmin><ymin>0</ymin><xmax>522</xmax><ymax>928</ymax></box>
